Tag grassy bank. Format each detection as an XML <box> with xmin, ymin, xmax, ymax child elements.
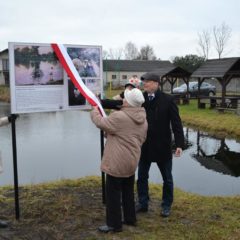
<box><xmin>179</xmin><ymin>100</ymin><xmax>240</xmax><ymax>140</ymax></box>
<box><xmin>0</xmin><ymin>177</ymin><xmax>239</xmax><ymax>239</ymax></box>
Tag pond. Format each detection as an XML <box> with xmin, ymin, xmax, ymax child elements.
<box><xmin>0</xmin><ymin>103</ymin><xmax>239</xmax><ymax>196</ymax></box>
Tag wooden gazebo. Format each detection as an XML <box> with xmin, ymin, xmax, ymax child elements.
<box><xmin>151</xmin><ymin>65</ymin><xmax>191</xmax><ymax>93</ymax></box>
<box><xmin>191</xmin><ymin>57</ymin><xmax>240</xmax><ymax>107</ymax></box>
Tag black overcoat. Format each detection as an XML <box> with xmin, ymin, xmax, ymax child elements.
<box><xmin>141</xmin><ymin>89</ymin><xmax>184</xmax><ymax>163</ymax></box>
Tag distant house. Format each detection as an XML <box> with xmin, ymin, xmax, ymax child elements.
<box><xmin>0</xmin><ymin>49</ymin><xmax>9</xmax><ymax>85</ymax></box>
<box><xmin>103</xmin><ymin>59</ymin><xmax>173</xmax><ymax>88</ymax></box>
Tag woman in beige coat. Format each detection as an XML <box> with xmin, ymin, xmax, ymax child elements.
<box><xmin>91</xmin><ymin>88</ymin><xmax>147</xmax><ymax>233</ymax></box>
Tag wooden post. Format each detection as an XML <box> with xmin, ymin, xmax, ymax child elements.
<box><xmin>221</xmin><ymin>77</ymin><xmax>226</xmax><ymax>107</ymax></box>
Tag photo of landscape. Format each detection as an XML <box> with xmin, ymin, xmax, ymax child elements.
<box><xmin>14</xmin><ymin>45</ymin><xmax>64</xmax><ymax>86</ymax></box>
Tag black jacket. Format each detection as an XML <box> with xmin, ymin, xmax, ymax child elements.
<box><xmin>101</xmin><ymin>99</ymin><xmax>123</xmax><ymax>110</ymax></box>
<box><xmin>141</xmin><ymin>89</ymin><xmax>184</xmax><ymax>162</ymax></box>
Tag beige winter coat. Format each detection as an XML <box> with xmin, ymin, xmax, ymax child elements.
<box><xmin>91</xmin><ymin>106</ymin><xmax>148</xmax><ymax>177</ymax></box>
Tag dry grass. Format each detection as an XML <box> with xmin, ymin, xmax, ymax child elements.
<box><xmin>0</xmin><ymin>177</ymin><xmax>239</xmax><ymax>240</ymax></box>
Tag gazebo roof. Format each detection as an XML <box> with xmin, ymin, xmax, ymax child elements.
<box><xmin>152</xmin><ymin>66</ymin><xmax>191</xmax><ymax>78</ymax></box>
<box><xmin>191</xmin><ymin>57</ymin><xmax>240</xmax><ymax>78</ymax></box>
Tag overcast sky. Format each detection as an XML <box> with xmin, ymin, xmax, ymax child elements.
<box><xmin>0</xmin><ymin>0</ymin><xmax>239</xmax><ymax>60</ymax></box>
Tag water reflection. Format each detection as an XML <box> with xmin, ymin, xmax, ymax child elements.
<box><xmin>193</xmin><ymin>133</ymin><xmax>240</xmax><ymax>177</ymax></box>
<box><xmin>0</xmin><ymin>104</ymin><xmax>239</xmax><ymax>196</ymax></box>
<box><xmin>152</xmin><ymin>128</ymin><xmax>240</xmax><ymax>196</ymax></box>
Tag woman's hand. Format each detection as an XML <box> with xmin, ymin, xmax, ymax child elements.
<box><xmin>175</xmin><ymin>148</ymin><xmax>182</xmax><ymax>157</ymax></box>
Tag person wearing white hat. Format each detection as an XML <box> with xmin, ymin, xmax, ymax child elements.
<box><xmin>124</xmin><ymin>88</ymin><xmax>144</xmax><ymax>107</ymax></box>
<box><xmin>91</xmin><ymin>88</ymin><xmax>147</xmax><ymax>233</ymax></box>
<box><xmin>101</xmin><ymin>76</ymin><xmax>142</xmax><ymax>110</ymax></box>
<box><xmin>112</xmin><ymin>76</ymin><xmax>142</xmax><ymax>100</ymax></box>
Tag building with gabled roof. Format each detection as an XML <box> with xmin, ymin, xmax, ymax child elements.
<box><xmin>103</xmin><ymin>59</ymin><xmax>174</xmax><ymax>88</ymax></box>
<box><xmin>0</xmin><ymin>49</ymin><xmax>9</xmax><ymax>85</ymax></box>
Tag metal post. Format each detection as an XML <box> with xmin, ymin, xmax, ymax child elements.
<box><xmin>10</xmin><ymin>114</ymin><xmax>20</xmax><ymax>220</ymax></box>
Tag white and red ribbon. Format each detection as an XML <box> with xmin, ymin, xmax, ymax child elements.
<box><xmin>51</xmin><ymin>43</ymin><xmax>106</xmax><ymax>117</ymax></box>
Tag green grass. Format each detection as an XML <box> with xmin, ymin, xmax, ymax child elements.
<box><xmin>179</xmin><ymin>100</ymin><xmax>240</xmax><ymax>140</ymax></box>
<box><xmin>0</xmin><ymin>177</ymin><xmax>239</xmax><ymax>239</ymax></box>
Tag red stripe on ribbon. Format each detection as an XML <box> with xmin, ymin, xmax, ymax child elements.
<box><xmin>51</xmin><ymin>43</ymin><xmax>97</xmax><ymax>107</ymax></box>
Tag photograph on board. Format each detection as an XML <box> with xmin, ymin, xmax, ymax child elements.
<box><xmin>67</xmin><ymin>47</ymin><xmax>101</xmax><ymax>78</ymax></box>
<box><xmin>68</xmin><ymin>79</ymin><xmax>86</xmax><ymax>106</ymax></box>
<box><xmin>85</xmin><ymin>78</ymin><xmax>101</xmax><ymax>95</ymax></box>
<box><xmin>14</xmin><ymin>45</ymin><xmax>64</xmax><ymax>86</ymax></box>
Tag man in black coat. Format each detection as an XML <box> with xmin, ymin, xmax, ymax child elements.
<box><xmin>136</xmin><ymin>73</ymin><xmax>184</xmax><ymax>217</ymax></box>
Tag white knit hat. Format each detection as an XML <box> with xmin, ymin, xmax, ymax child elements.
<box><xmin>124</xmin><ymin>88</ymin><xmax>145</xmax><ymax>107</ymax></box>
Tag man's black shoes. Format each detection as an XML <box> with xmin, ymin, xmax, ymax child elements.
<box><xmin>161</xmin><ymin>207</ymin><xmax>171</xmax><ymax>217</ymax></box>
<box><xmin>98</xmin><ymin>225</ymin><xmax>122</xmax><ymax>233</ymax></box>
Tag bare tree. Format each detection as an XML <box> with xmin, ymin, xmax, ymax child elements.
<box><xmin>102</xmin><ymin>50</ymin><xmax>109</xmax><ymax>59</ymax></box>
<box><xmin>213</xmin><ymin>22</ymin><xmax>232</xmax><ymax>59</ymax></box>
<box><xmin>124</xmin><ymin>41</ymin><xmax>139</xmax><ymax>60</ymax></box>
<box><xmin>137</xmin><ymin>44</ymin><xmax>157</xmax><ymax>60</ymax></box>
<box><xmin>108</xmin><ymin>47</ymin><xmax>124</xmax><ymax>59</ymax></box>
<box><xmin>197</xmin><ymin>30</ymin><xmax>211</xmax><ymax>59</ymax></box>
